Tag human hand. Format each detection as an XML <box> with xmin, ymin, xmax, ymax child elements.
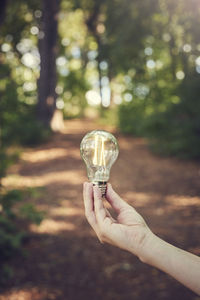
<box><xmin>83</xmin><ymin>182</ymin><xmax>153</xmax><ymax>261</ymax></box>
<box><xmin>83</xmin><ymin>182</ymin><xmax>200</xmax><ymax>295</ymax></box>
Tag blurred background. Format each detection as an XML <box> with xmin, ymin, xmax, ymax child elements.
<box><xmin>0</xmin><ymin>0</ymin><xmax>200</xmax><ymax>299</ymax></box>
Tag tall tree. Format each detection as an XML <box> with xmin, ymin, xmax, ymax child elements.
<box><xmin>37</xmin><ymin>0</ymin><xmax>60</xmax><ymax>127</ymax></box>
<box><xmin>0</xmin><ymin>0</ymin><xmax>7</xmax><ymax>26</ymax></box>
<box><xmin>73</xmin><ymin>0</ymin><xmax>106</xmax><ymax>105</ymax></box>
<box><xmin>85</xmin><ymin>0</ymin><xmax>104</xmax><ymax>102</ymax></box>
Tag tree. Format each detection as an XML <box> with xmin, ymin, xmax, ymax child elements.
<box><xmin>37</xmin><ymin>0</ymin><xmax>60</xmax><ymax>127</ymax></box>
<box><xmin>0</xmin><ymin>0</ymin><xmax>7</xmax><ymax>26</ymax></box>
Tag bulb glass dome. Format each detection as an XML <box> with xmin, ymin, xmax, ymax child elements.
<box><xmin>80</xmin><ymin>130</ymin><xmax>119</xmax><ymax>184</ymax></box>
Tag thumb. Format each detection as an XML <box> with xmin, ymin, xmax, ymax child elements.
<box><xmin>106</xmin><ymin>184</ymin><xmax>129</xmax><ymax>213</ymax></box>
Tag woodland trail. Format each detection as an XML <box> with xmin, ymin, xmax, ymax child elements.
<box><xmin>1</xmin><ymin>118</ymin><xmax>200</xmax><ymax>300</ymax></box>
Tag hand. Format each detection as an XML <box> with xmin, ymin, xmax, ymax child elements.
<box><xmin>83</xmin><ymin>182</ymin><xmax>200</xmax><ymax>295</ymax></box>
<box><xmin>83</xmin><ymin>182</ymin><xmax>153</xmax><ymax>260</ymax></box>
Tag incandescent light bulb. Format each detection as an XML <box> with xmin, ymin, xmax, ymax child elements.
<box><xmin>80</xmin><ymin>130</ymin><xmax>119</xmax><ymax>197</ymax></box>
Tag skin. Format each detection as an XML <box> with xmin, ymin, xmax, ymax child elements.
<box><xmin>83</xmin><ymin>182</ymin><xmax>200</xmax><ymax>295</ymax></box>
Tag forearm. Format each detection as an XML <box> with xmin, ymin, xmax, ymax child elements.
<box><xmin>139</xmin><ymin>233</ymin><xmax>200</xmax><ymax>295</ymax></box>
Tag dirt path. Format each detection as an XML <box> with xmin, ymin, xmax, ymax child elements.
<box><xmin>1</xmin><ymin>119</ymin><xmax>200</xmax><ymax>300</ymax></box>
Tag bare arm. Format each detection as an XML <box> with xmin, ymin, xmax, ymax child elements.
<box><xmin>83</xmin><ymin>182</ymin><xmax>200</xmax><ymax>295</ymax></box>
<box><xmin>142</xmin><ymin>234</ymin><xmax>200</xmax><ymax>295</ymax></box>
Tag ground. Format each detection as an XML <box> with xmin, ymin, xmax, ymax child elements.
<box><xmin>1</xmin><ymin>118</ymin><xmax>200</xmax><ymax>300</ymax></box>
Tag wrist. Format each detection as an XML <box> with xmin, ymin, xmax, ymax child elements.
<box><xmin>127</xmin><ymin>226</ymin><xmax>157</xmax><ymax>262</ymax></box>
<box><xmin>137</xmin><ymin>231</ymin><xmax>161</xmax><ymax>264</ymax></box>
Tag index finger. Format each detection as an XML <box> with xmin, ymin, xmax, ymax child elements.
<box><xmin>93</xmin><ymin>185</ymin><xmax>107</xmax><ymax>224</ymax></box>
<box><xmin>106</xmin><ymin>183</ymin><xmax>130</xmax><ymax>213</ymax></box>
<box><xmin>83</xmin><ymin>182</ymin><xmax>97</xmax><ymax>228</ymax></box>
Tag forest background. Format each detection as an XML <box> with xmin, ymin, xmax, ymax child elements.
<box><xmin>0</xmin><ymin>0</ymin><xmax>200</xmax><ymax>291</ymax></box>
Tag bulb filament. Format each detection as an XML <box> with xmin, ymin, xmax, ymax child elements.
<box><xmin>93</xmin><ymin>135</ymin><xmax>106</xmax><ymax>166</ymax></box>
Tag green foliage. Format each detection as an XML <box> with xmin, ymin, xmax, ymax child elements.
<box><xmin>15</xmin><ymin>109</ymin><xmax>51</xmax><ymax>146</ymax></box>
<box><xmin>0</xmin><ymin>1</ymin><xmax>48</xmax><ymax>285</ymax></box>
<box><xmin>0</xmin><ymin>188</ymin><xmax>44</xmax><ymax>285</ymax></box>
<box><xmin>0</xmin><ymin>0</ymin><xmax>199</xmax><ymax>176</ymax></box>
<box><xmin>0</xmin><ymin>189</ymin><xmax>23</xmax><ymax>217</ymax></box>
<box><xmin>118</xmin><ymin>72</ymin><xmax>200</xmax><ymax>159</ymax></box>
<box><xmin>0</xmin><ymin>63</ymin><xmax>50</xmax><ymax>148</ymax></box>
<box><xmin>147</xmin><ymin>74</ymin><xmax>200</xmax><ymax>159</ymax></box>
<box><xmin>60</xmin><ymin>70</ymin><xmax>89</xmax><ymax>119</ymax></box>
<box><xmin>116</xmin><ymin>0</ymin><xmax>200</xmax><ymax>159</ymax></box>
<box><xmin>118</xmin><ymin>100</ymin><xmax>148</xmax><ymax>136</ymax></box>
<box><xmin>0</xmin><ymin>151</ymin><xmax>10</xmax><ymax>180</ymax></box>
<box><xmin>103</xmin><ymin>0</ymin><xmax>159</xmax><ymax>76</ymax></box>
<box><xmin>0</xmin><ymin>265</ymin><xmax>14</xmax><ymax>285</ymax></box>
<box><xmin>19</xmin><ymin>203</ymin><xmax>44</xmax><ymax>225</ymax></box>
<box><xmin>98</xmin><ymin>106</ymin><xmax>118</xmax><ymax>127</ymax></box>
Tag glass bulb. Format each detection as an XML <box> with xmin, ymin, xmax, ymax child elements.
<box><xmin>80</xmin><ymin>130</ymin><xmax>119</xmax><ymax>196</ymax></box>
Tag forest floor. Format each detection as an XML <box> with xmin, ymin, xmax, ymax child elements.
<box><xmin>1</xmin><ymin>118</ymin><xmax>200</xmax><ymax>300</ymax></box>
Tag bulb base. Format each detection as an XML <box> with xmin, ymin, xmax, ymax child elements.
<box><xmin>93</xmin><ymin>181</ymin><xmax>107</xmax><ymax>197</ymax></box>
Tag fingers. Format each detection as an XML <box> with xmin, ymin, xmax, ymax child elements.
<box><xmin>105</xmin><ymin>208</ymin><xmax>116</xmax><ymax>223</ymax></box>
<box><xmin>93</xmin><ymin>185</ymin><xmax>114</xmax><ymax>243</ymax></box>
<box><xmin>83</xmin><ymin>182</ymin><xmax>97</xmax><ymax>229</ymax></box>
<box><xmin>93</xmin><ymin>185</ymin><xmax>107</xmax><ymax>224</ymax></box>
<box><xmin>83</xmin><ymin>182</ymin><xmax>114</xmax><ymax>243</ymax></box>
<box><xmin>83</xmin><ymin>182</ymin><xmax>93</xmax><ymax>213</ymax></box>
<box><xmin>106</xmin><ymin>183</ymin><xmax>129</xmax><ymax>213</ymax></box>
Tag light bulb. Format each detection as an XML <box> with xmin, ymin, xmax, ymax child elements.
<box><xmin>80</xmin><ymin>130</ymin><xmax>119</xmax><ymax>197</ymax></box>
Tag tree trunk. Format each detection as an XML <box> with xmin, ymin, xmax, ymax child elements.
<box><xmin>0</xmin><ymin>0</ymin><xmax>7</xmax><ymax>26</ymax></box>
<box><xmin>169</xmin><ymin>34</ymin><xmax>176</xmax><ymax>81</ymax></box>
<box><xmin>37</xmin><ymin>0</ymin><xmax>60</xmax><ymax>127</ymax></box>
<box><xmin>85</xmin><ymin>1</ymin><xmax>104</xmax><ymax>107</ymax></box>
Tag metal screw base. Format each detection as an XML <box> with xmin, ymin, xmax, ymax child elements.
<box><xmin>93</xmin><ymin>181</ymin><xmax>107</xmax><ymax>198</ymax></box>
